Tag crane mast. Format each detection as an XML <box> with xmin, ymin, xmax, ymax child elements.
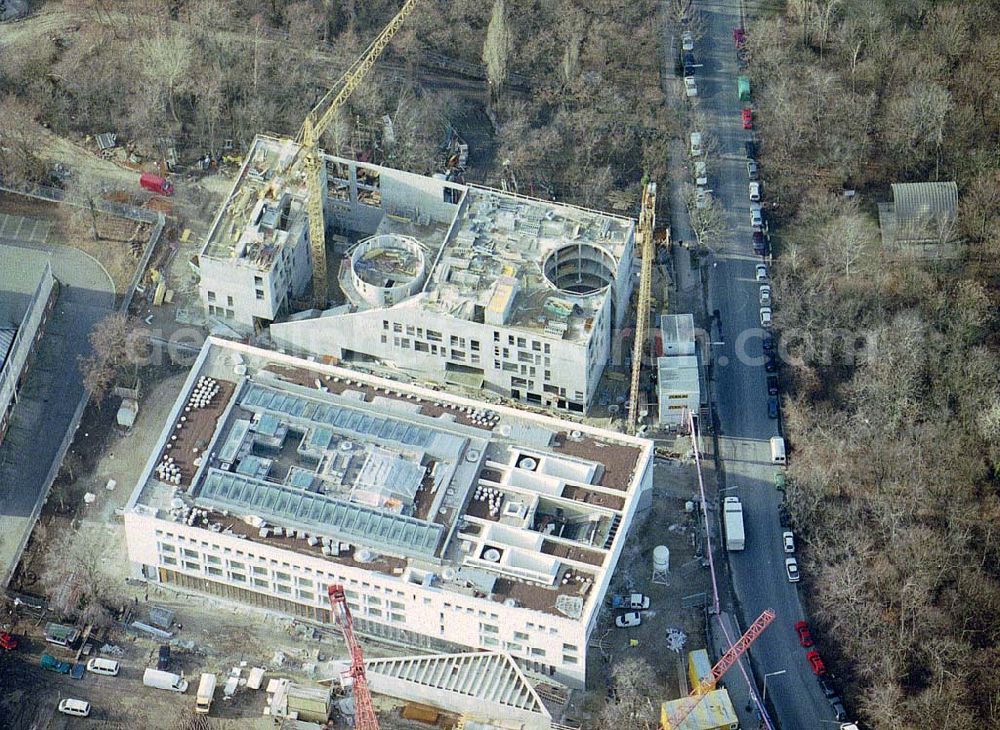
<box><xmin>662</xmin><ymin>608</ymin><xmax>776</xmax><ymax>729</ymax></box>
<box><xmin>296</xmin><ymin>0</ymin><xmax>422</xmax><ymax>309</ymax></box>
<box><xmin>329</xmin><ymin>584</ymin><xmax>380</xmax><ymax>730</ymax></box>
<box><xmin>627</xmin><ymin>181</ymin><xmax>657</xmax><ymax>434</ymax></box>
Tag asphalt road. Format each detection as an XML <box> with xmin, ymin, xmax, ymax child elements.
<box><xmin>685</xmin><ymin>2</ymin><xmax>850</xmax><ymax>728</ymax></box>
<box><xmin>0</xmin><ymin>236</ymin><xmax>114</xmax><ymax>585</ymax></box>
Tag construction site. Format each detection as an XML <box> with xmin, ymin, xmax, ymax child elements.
<box><xmin>0</xmin><ymin>1</ymin><xmax>749</xmax><ymax>729</ymax></box>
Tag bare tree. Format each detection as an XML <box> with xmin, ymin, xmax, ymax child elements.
<box><xmin>40</xmin><ymin>523</ymin><xmax>124</xmax><ymax>627</ymax></box>
<box><xmin>78</xmin><ymin>313</ymin><xmax>149</xmax><ymax>404</ymax></box>
<box><xmin>596</xmin><ymin>656</ymin><xmax>660</xmax><ymax>729</ymax></box>
<box><xmin>483</xmin><ymin>0</ymin><xmax>513</xmax><ymax>109</ymax></box>
<box><xmin>0</xmin><ymin>96</ymin><xmax>46</xmax><ymax>185</ymax></box>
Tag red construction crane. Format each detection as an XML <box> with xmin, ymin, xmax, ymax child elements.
<box><xmin>662</xmin><ymin>608</ymin><xmax>776</xmax><ymax>730</ymax></box>
<box><xmin>328</xmin><ymin>584</ymin><xmax>380</xmax><ymax>730</ymax></box>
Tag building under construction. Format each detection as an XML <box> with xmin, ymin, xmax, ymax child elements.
<box><xmin>124</xmin><ymin>337</ymin><xmax>653</xmax><ymax>690</ymax></box>
<box><xmin>197</xmin><ymin>135</ymin><xmax>637</xmax><ymax>413</ymax></box>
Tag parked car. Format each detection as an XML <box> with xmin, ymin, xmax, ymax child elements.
<box><xmin>745</xmin><ymin>140</ymin><xmax>757</xmax><ymax>158</ymax></box>
<box><xmin>747</xmin><ymin>160</ymin><xmax>759</xmax><ymax>180</ymax></box>
<box><xmin>694</xmin><ymin>160</ymin><xmax>708</xmax><ymax>186</ymax></box>
<box><xmin>768</xmin><ymin>396</ymin><xmax>779</xmax><ymax>418</ymax></box>
<box><xmin>157</xmin><ymin>645</ymin><xmax>170</xmax><ymax>671</ymax></box>
<box><xmin>774</xmin><ymin>472</ymin><xmax>786</xmax><ymax>490</ymax></box>
<box><xmin>615</xmin><ymin>612</ymin><xmax>642</xmax><ymax>628</ymax></box>
<box><xmin>733</xmin><ymin>26</ymin><xmax>746</xmax><ymax>46</ymax></box>
<box><xmin>818</xmin><ymin>676</ymin><xmax>838</xmax><ymax>698</ymax></box>
<box><xmin>755</xmin><ymin>263</ymin><xmax>768</xmax><ymax>281</ymax></box>
<box><xmin>760</xmin><ymin>307</ymin><xmax>772</xmax><ymax>328</ymax></box>
<box><xmin>794</xmin><ymin>620</ymin><xmax>813</xmax><ymax>646</ymax></box>
<box><xmin>87</xmin><ymin>658</ymin><xmax>120</xmax><ymax>676</ymax></box>
<box><xmin>806</xmin><ymin>650</ymin><xmax>826</xmax><ymax>675</ymax></box>
<box><xmin>785</xmin><ymin>557</ymin><xmax>800</xmax><ymax>583</ymax></box>
<box><xmin>765</xmin><ymin>354</ymin><xmax>778</xmax><ymax>372</ymax></box>
<box><xmin>685</xmin><ymin>77</ymin><xmax>698</xmax><ymax>97</ymax></box>
<box><xmin>741</xmin><ymin>107</ymin><xmax>753</xmax><ymax>129</ymax></box>
<box><xmin>749</xmin><ymin>181</ymin><xmax>761</xmax><ymax>202</ymax></box>
<box><xmin>682</xmin><ymin>31</ymin><xmax>694</xmax><ymax>51</ymax></box>
<box><xmin>58</xmin><ymin>699</ymin><xmax>91</xmax><ymax>717</ymax></box>
<box><xmin>783</xmin><ymin>532</ymin><xmax>796</xmax><ymax>553</ymax></box>
<box><xmin>750</xmin><ymin>206</ymin><xmax>763</xmax><ymax>228</ymax></box>
<box><xmin>753</xmin><ymin>230</ymin><xmax>767</xmax><ymax>255</ymax></box>
<box><xmin>696</xmin><ymin>188</ymin><xmax>711</xmax><ymax>209</ymax></box>
<box><xmin>767</xmin><ymin>375</ymin><xmax>779</xmax><ymax>395</ymax></box>
<box><xmin>759</xmin><ymin>284</ymin><xmax>771</xmax><ymax>306</ymax></box>
<box><xmin>831</xmin><ymin>699</ymin><xmax>848</xmax><ymax>721</ymax></box>
<box><xmin>690</xmin><ymin>132</ymin><xmax>703</xmax><ymax>156</ymax></box>
<box><xmin>683</xmin><ymin>52</ymin><xmax>696</xmax><ymax>76</ymax></box>
<box><xmin>0</xmin><ymin>632</ymin><xmax>18</xmax><ymax>651</ymax></box>
<box><xmin>762</xmin><ymin>334</ymin><xmax>774</xmax><ymax>352</ymax></box>
<box><xmin>41</xmin><ymin>654</ymin><xmax>72</xmax><ymax>674</ymax></box>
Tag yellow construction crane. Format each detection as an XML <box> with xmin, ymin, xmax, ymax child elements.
<box><xmin>627</xmin><ymin>181</ymin><xmax>657</xmax><ymax>434</ymax></box>
<box><xmin>272</xmin><ymin>0</ymin><xmax>422</xmax><ymax>308</ymax></box>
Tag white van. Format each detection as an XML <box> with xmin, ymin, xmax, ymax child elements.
<box><xmin>770</xmin><ymin>436</ymin><xmax>786</xmax><ymax>465</ymax></box>
<box><xmin>689</xmin><ymin>132</ymin><xmax>703</xmax><ymax>157</ymax></box>
<box><xmin>87</xmin><ymin>657</ymin><xmax>120</xmax><ymax>676</ymax></box>
<box><xmin>58</xmin><ymin>699</ymin><xmax>91</xmax><ymax>717</ymax></box>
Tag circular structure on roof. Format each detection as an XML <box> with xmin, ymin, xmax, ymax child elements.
<box><xmin>653</xmin><ymin>545</ymin><xmax>670</xmax><ymax>571</ymax></box>
<box><xmin>542</xmin><ymin>243</ymin><xmax>617</xmax><ymax>297</ymax></box>
<box><xmin>483</xmin><ymin>548</ymin><xmax>502</xmax><ymax>563</ymax></box>
<box><xmin>349</xmin><ymin>234</ymin><xmax>427</xmax><ymax>308</ymax></box>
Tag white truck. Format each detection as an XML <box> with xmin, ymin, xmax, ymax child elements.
<box><xmin>724</xmin><ymin>497</ymin><xmax>745</xmax><ymax>551</ymax></box>
<box><xmin>143</xmin><ymin>667</ymin><xmax>189</xmax><ymax>693</ymax></box>
<box><xmin>195</xmin><ymin>673</ymin><xmax>217</xmax><ymax>713</ymax></box>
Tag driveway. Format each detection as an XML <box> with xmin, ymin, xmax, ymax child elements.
<box><xmin>0</xmin><ymin>235</ymin><xmax>114</xmax><ymax>585</ymax></box>
<box><xmin>675</xmin><ymin>1</ymin><xmax>846</xmax><ymax>727</ymax></box>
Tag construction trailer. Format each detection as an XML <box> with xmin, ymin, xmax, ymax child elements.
<box><xmin>661</xmin><ymin>689</ymin><xmax>738</xmax><ymax>730</ymax></box>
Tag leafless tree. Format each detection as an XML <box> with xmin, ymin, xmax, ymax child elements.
<box><xmin>0</xmin><ymin>96</ymin><xmax>46</xmax><ymax>185</ymax></box>
<box><xmin>40</xmin><ymin>523</ymin><xmax>124</xmax><ymax>627</ymax></box>
<box><xmin>483</xmin><ymin>0</ymin><xmax>513</xmax><ymax>109</ymax></box>
<box><xmin>596</xmin><ymin>656</ymin><xmax>660</xmax><ymax>729</ymax></box>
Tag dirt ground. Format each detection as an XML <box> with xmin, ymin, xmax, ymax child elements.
<box><xmin>566</xmin><ymin>457</ymin><xmax>716</xmax><ymax>725</ymax></box>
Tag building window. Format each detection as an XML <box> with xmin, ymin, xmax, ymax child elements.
<box><xmin>427</xmin><ymin>330</ymin><xmax>442</xmax><ymax>342</ymax></box>
<box><xmin>183</xmin><ymin>561</ymin><xmax>200</xmax><ymax>571</ymax></box>
<box><xmin>563</xmin><ymin>655</ymin><xmax>578</xmax><ymax>665</ymax></box>
<box><xmin>390</xmin><ymin>613</ymin><xmax>405</xmax><ymax>623</ymax></box>
<box><xmin>274</xmin><ymin>571</ymin><xmax>291</xmax><ymax>583</ymax></box>
<box><xmin>471</xmin><ymin>340</ymin><xmax>480</xmax><ymax>351</ymax></box>
<box><xmin>205</xmin><ymin>555</ymin><xmax>221</xmax><ymax>566</ymax></box>
<box><xmin>479</xmin><ymin>623</ymin><xmax>499</xmax><ymax>634</ymax></box>
<box><xmin>227</xmin><ymin>295</ymin><xmax>234</xmax><ymax>307</ymax></box>
<box><xmin>514</xmin><ymin>631</ymin><xmax>529</xmax><ymax>641</ymax></box>
<box><xmin>563</xmin><ymin>643</ymin><xmax>578</xmax><ymax>652</ymax></box>
<box><xmin>530</xmin><ymin>647</ymin><xmax>546</xmax><ymax>657</ymax></box>
<box><xmin>207</xmin><ymin>291</ymin><xmax>216</xmax><ymax>302</ymax></box>
<box><xmin>532</xmin><ymin>341</ymin><xmax>541</xmax><ymax>351</ymax></box>
<box><xmin>182</xmin><ymin>548</ymin><xmax>199</xmax><ymax>559</ymax></box>
<box><xmin>544</xmin><ymin>343</ymin><xmax>551</xmax><ymax>354</ymax></box>
<box><xmin>393</xmin><ymin>323</ymin><xmax>403</xmax><ymax>333</ymax></box>
<box><xmin>206</xmin><ymin>566</ymin><xmax>223</xmax><ymax>577</ymax></box>
<box><xmin>383</xmin><ymin>320</ymin><xmax>389</xmax><ymax>330</ymax></box>
<box><xmin>162</xmin><ymin>556</ymin><xmax>177</xmax><ymax>566</ymax></box>
<box><xmin>255</xmin><ymin>290</ymin><xmax>264</xmax><ymax>300</ymax></box>
<box><xmin>482</xmin><ymin>636</ymin><xmax>499</xmax><ymax>647</ymax></box>
<box><xmin>406</xmin><ymin>325</ymin><xmax>416</xmax><ymax>336</ymax></box>
<box><xmin>230</xmin><ymin>572</ymin><xmax>246</xmax><ymax>583</ymax></box>
<box><xmin>252</xmin><ymin>566</ymin><xmax>268</xmax><ymax>576</ymax></box>
<box><xmin>298</xmin><ymin>590</ymin><xmax>315</xmax><ymax>602</ymax></box>
<box><xmin>517</xmin><ymin>337</ymin><xmax>526</xmax><ymax>348</ymax></box>
<box><xmin>158</xmin><ymin>543</ymin><xmax>175</xmax><ymax>553</ymax></box>
<box><xmin>254</xmin><ymin>276</ymin><xmax>263</xmax><ymax>286</ymax></box>
<box><xmin>275</xmin><ymin>584</ymin><xmax>291</xmax><ymax>595</ymax></box>
<box><xmin>415</xmin><ymin>341</ymin><xmax>429</xmax><ymax>352</ymax></box>
<box><xmin>368</xmin><ymin>608</ymin><xmax>382</xmax><ymax>618</ymax></box>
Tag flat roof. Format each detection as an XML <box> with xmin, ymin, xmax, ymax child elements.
<box><xmin>0</xmin><ymin>245</ymin><xmax>50</xmax><ymax>325</ymax></box>
<box><xmin>131</xmin><ymin>338</ymin><xmax>651</xmax><ymax>619</ymax></box>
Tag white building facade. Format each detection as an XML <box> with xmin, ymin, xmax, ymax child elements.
<box><xmin>124</xmin><ymin>339</ymin><xmax>653</xmax><ymax>688</ymax></box>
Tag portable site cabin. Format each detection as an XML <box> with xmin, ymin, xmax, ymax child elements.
<box><xmin>738</xmin><ymin>76</ymin><xmax>751</xmax><ymax>101</ymax></box>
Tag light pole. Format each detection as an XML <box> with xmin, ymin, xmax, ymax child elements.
<box><xmin>762</xmin><ymin>670</ymin><xmax>787</xmax><ymax>705</ymax></box>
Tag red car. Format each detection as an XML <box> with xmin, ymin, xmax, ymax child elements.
<box><xmin>794</xmin><ymin>621</ymin><xmax>813</xmax><ymax>647</ymax></box>
<box><xmin>0</xmin><ymin>632</ymin><xmax>18</xmax><ymax>651</ymax></box>
<box><xmin>806</xmin><ymin>650</ymin><xmax>827</xmax><ymax>675</ymax></box>
<box><xmin>741</xmin><ymin>108</ymin><xmax>753</xmax><ymax>129</ymax></box>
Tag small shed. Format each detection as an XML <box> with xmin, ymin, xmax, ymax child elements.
<box><xmin>116</xmin><ymin>398</ymin><xmax>139</xmax><ymax>429</ymax></box>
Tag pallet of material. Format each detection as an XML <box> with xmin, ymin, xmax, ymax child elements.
<box><xmin>401</xmin><ymin>702</ymin><xmax>440</xmax><ymax>723</ymax></box>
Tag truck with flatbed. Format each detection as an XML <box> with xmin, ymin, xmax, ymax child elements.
<box><xmin>610</xmin><ymin>593</ymin><xmax>650</xmax><ymax>610</ymax></box>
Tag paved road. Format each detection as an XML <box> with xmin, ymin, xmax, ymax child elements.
<box><xmin>0</xmin><ymin>235</ymin><xmax>114</xmax><ymax>585</ymax></box>
<box><xmin>682</xmin><ymin>2</ymin><xmax>848</xmax><ymax>728</ymax></box>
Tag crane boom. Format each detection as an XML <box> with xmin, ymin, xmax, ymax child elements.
<box><xmin>662</xmin><ymin>608</ymin><xmax>776</xmax><ymax>729</ymax></box>
<box><xmin>329</xmin><ymin>585</ymin><xmax>379</xmax><ymax>730</ymax></box>
<box><xmin>298</xmin><ymin>0</ymin><xmax>422</xmax><ymax>308</ymax></box>
<box><xmin>627</xmin><ymin>181</ymin><xmax>657</xmax><ymax>434</ymax></box>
